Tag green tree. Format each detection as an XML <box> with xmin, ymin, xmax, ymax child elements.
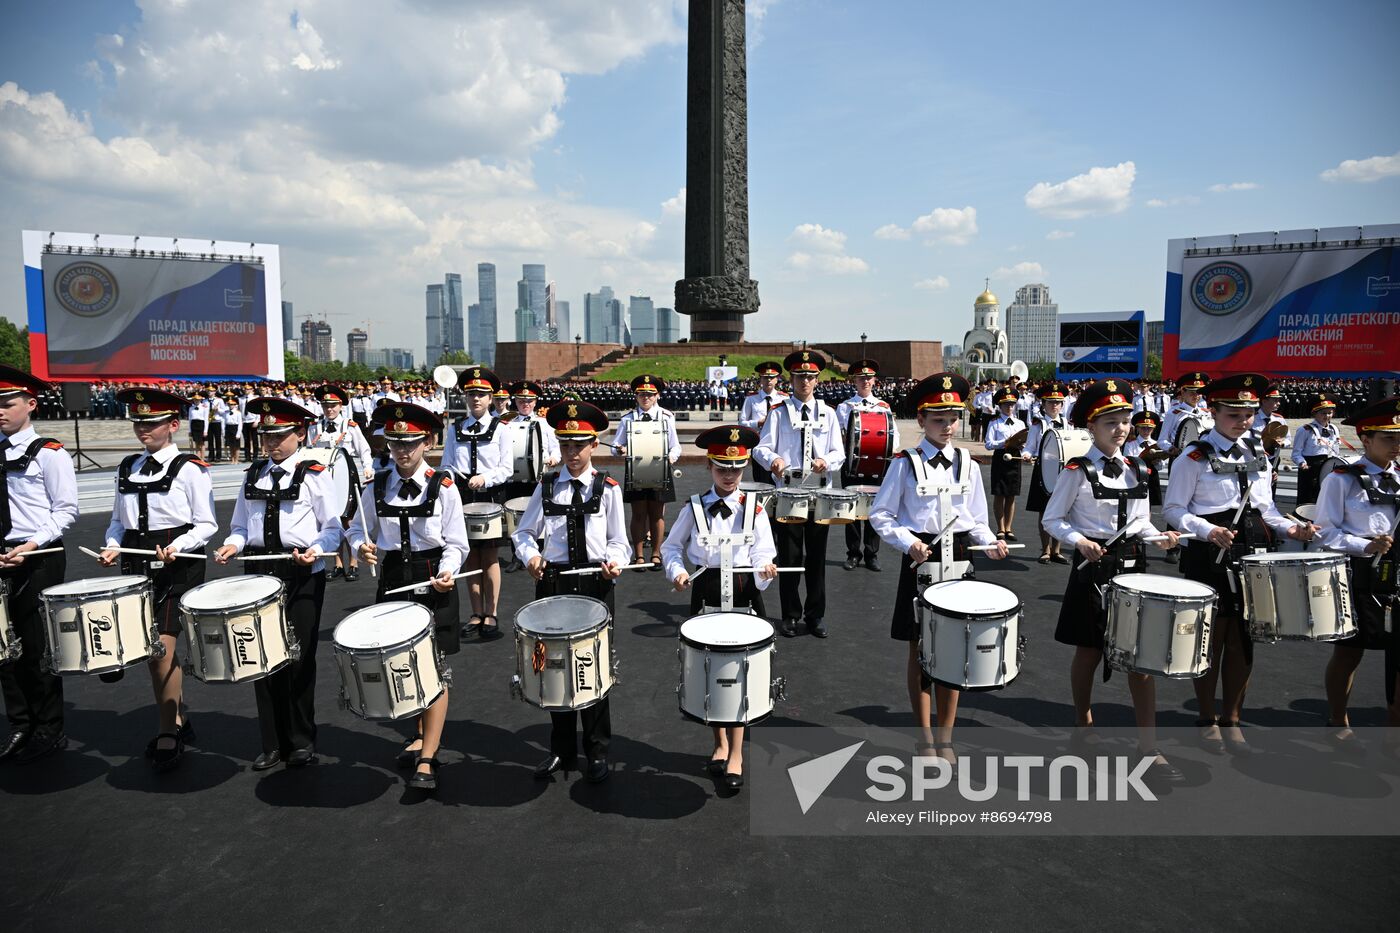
<box><xmin>1145</xmin><ymin>352</ymin><xmax>1162</xmax><ymax>381</ymax></box>
<box><xmin>0</xmin><ymin>318</ymin><xmax>31</xmax><ymax>370</ymax></box>
<box><xmin>435</xmin><ymin>350</ymin><xmax>473</xmax><ymax>367</ymax></box>
<box><xmin>283</xmin><ymin>350</ymin><xmax>305</xmax><ymax>382</ymax></box>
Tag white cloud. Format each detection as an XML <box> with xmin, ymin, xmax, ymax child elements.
<box><xmin>874</xmin><ymin>206</ymin><xmax>977</xmax><ymax>246</ymax></box>
<box><xmin>1146</xmin><ymin>195</ymin><xmax>1200</xmax><ymax>208</ymax></box>
<box><xmin>873</xmin><ymin>223</ymin><xmax>910</xmax><ymax>240</ymax></box>
<box><xmin>1208</xmin><ymin>181</ymin><xmax>1259</xmax><ymax>193</ymax></box>
<box><xmin>1320</xmin><ymin>151</ymin><xmax>1400</xmax><ymax>183</ymax></box>
<box><xmin>661</xmin><ymin>187</ymin><xmax>686</xmax><ymax>216</ymax></box>
<box><xmin>914</xmin><ymin>276</ymin><xmax>950</xmax><ymax>291</ymax></box>
<box><xmin>785</xmin><ymin>223</ymin><xmax>868</xmax><ymax>275</ymax></box>
<box><xmin>993</xmin><ymin>261</ymin><xmax>1045</xmax><ymax>281</ymax></box>
<box><xmin>1025</xmin><ymin>161</ymin><xmax>1135</xmax><ymax>219</ymax></box>
<box><xmin>1045</xmin><ymin>229</ymin><xmax>1075</xmax><ymax>240</ymax></box>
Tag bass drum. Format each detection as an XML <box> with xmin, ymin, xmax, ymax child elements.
<box><xmin>1037</xmin><ymin>427</ymin><xmax>1093</xmax><ymax>493</ymax></box>
<box><xmin>509</xmin><ymin>419</ymin><xmax>544</xmax><ymax>484</ymax></box>
<box><xmin>1172</xmin><ymin>416</ymin><xmax>1202</xmax><ymax>451</ymax></box>
<box><xmin>301</xmin><ymin>445</ymin><xmax>360</xmax><ymax>521</ymax></box>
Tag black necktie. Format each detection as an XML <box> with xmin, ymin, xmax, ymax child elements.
<box><xmin>323</xmin><ymin>418</ymin><xmax>334</xmax><ymax>431</ymax></box>
<box><xmin>708</xmin><ymin>499</ymin><xmax>733</xmax><ymax>519</ymax></box>
<box><xmin>139</xmin><ymin>456</ymin><xmax>162</xmax><ymax>476</ymax></box>
<box><xmin>929</xmin><ymin>453</ymin><xmax>951</xmax><ymax>470</ymax></box>
<box><xmin>1102</xmin><ymin>458</ymin><xmax>1124</xmax><ymax>479</ymax></box>
<box><xmin>0</xmin><ymin>438</ymin><xmax>12</xmax><ymax>540</ymax></box>
<box><xmin>1379</xmin><ymin>474</ymin><xmax>1399</xmax><ymax>493</ymax></box>
<box><xmin>398</xmin><ymin>478</ymin><xmax>422</xmax><ymax>500</ymax></box>
<box><xmin>640</xmin><ymin>413</ymin><xmax>652</xmax><ymax>422</ymax></box>
<box><xmin>570</xmin><ymin>479</ymin><xmax>584</xmax><ymax>506</ymax></box>
<box><xmin>1227</xmin><ymin>445</ymin><xmax>1246</xmax><ymax>459</ymax></box>
<box><xmin>263</xmin><ymin>466</ymin><xmax>288</xmax><ymax>549</ymax></box>
<box><xmin>566</xmin><ymin>480</ymin><xmax>587</xmax><ymax>564</ymax></box>
<box><xmin>800</xmin><ymin>404</ymin><xmax>810</xmax><ymax>422</ymax></box>
<box><xmin>268</xmin><ymin>465</ymin><xmax>286</xmax><ymax>486</ymax></box>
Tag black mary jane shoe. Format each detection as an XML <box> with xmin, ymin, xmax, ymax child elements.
<box><xmin>1139</xmin><ymin>748</ymin><xmax>1186</xmax><ymax>784</ymax></box>
<box><xmin>1038</xmin><ymin>553</ymin><xmax>1052</xmax><ymax>565</ymax></box>
<box><xmin>479</xmin><ymin>615</ymin><xmax>502</xmax><ymax>640</ymax></box>
<box><xmin>462</xmin><ymin>615</ymin><xmax>484</xmax><ymax>639</ymax></box>
<box><xmin>706</xmin><ymin>756</ymin><xmax>727</xmax><ymax>776</ymax></box>
<box><xmin>650</xmin><ymin>556</ymin><xmax>663</xmax><ymax>573</ymax></box>
<box><xmin>585</xmin><ymin>758</ymin><xmax>610</xmax><ymax>784</ymax></box>
<box><xmin>408</xmin><ymin>757</ymin><xmax>439</xmax><ymax>792</ymax></box>
<box><xmin>329</xmin><ymin>566</ymin><xmax>345</xmax><ymax>579</ymax></box>
<box><xmin>1325</xmin><ymin>723</ymin><xmax>1366</xmax><ymax>757</ymax></box>
<box><xmin>252</xmin><ymin>749</ymin><xmax>283</xmax><ymax>771</ymax></box>
<box><xmin>397</xmin><ymin>733</ymin><xmax>424</xmax><ymax>769</ymax></box>
<box><xmin>1004</xmin><ymin>532</ymin><xmax>1019</xmax><ymax>543</ymax></box>
<box><xmin>149</xmin><ymin>732</ymin><xmax>184</xmax><ymax>773</ymax></box>
<box><xmin>1196</xmin><ymin>717</ymin><xmax>1224</xmax><ymax>755</ymax></box>
<box><xmin>345</xmin><ymin>567</ymin><xmax>359</xmax><ymax>582</ymax></box>
<box><xmin>1218</xmin><ymin>720</ymin><xmax>1257</xmax><ymax>756</ymax></box>
<box><xmin>723</xmin><ymin>768</ymin><xmax>744</xmax><ymax>791</ymax></box>
<box><xmin>1049</xmin><ymin>553</ymin><xmax>1070</xmax><ymax>565</ymax></box>
<box><xmin>534</xmin><ymin>755</ymin><xmax>575</xmax><ymax>780</ymax></box>
<box><xmin>147</xmin><ymin>718</ymin><xmax>197</xmax><ymax>759</ymax></box>
<box><xmin>631</xmin><ymin>557</ymin><xmax>649</xmax><ymax>573</ymax></box>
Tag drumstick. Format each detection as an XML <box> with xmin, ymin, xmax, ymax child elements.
<box><xmin>967</xmin><ymin>544</ymin><xmax>1025</xmax><ymax>552</ymax></box>
<box><xmin>0</xmin><ymin>547</ymin><xmax>66</xmax><ymax>558</ymax></box>
<box><xmin>239</xmin><ymin>553</ymin><xmax>299</xmax><ymax>562</ymax></box>
<box><xmin>1139</xmin><ymin>535</ymin><xmax>1172</xmax><ymax>542</ymax></box>
<box><xmin>382</xmin><ymin>568</ymin><xmax>483</xmax><ymax>596</ymax></box>
<box><xmin>1076</xmin><ymin>526</ymin><xmax>1130</xmax><ymax>571</ymax></box>
<box><xmin>727</xmin><ymin>566</ymin><xmax>805</xmax><ymax>573</ymax></box>
<box><xmin>558</xmin><ymin>562</ymin><xmax>652</xmax><ymax>575</ymax></box>
<box><xmin>909</xmin><ymin>530</ymin><xmax>946</xmax><ymax>568</ymax></box>
<box><xmin>1215</xmin><ymin>498</ymin><xmax>1249</xmax><ymax>565</ymax></box>
<box><xmin>81</xmin><ymin>544</ymin><xmax>208</xmax><ymax>561</ymax></box>
<box><xmin>1374</xmin><ymin>511</ymin><xmax>1400</xmax><ymax>568</ymax></box>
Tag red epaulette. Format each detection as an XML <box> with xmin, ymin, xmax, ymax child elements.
<box><xmin>876</xmin><ymin>399</ymin><xmax>890</xmax><ymax>407</ymax></box>
<box><xmin>605</xmin><ymin>476</ymin><xmax>619</xmax><ymax>486</ymax></box>
<box><xmin>191</xmin><ymin>459</ymin><xmax>211</xmax><ymax>468</ymax></box>
<box><xmin>440</xmin><ymin>474</ymin><xmax>454</xmax><ymax>487</ymax></box>
<box><xmin>306</xmin><ymin>463</ymin><xmax>326</xmax><ymax>473</ymax></box>
<box><xmin>1065</xmin><ymin>461</ymin><xmax>1080</xmax><ymax>471</ymax></box>
<box><xmin>43</xmin><ymin>440</ymin><xmax>64</xmax><ymax>450</ymax></box>
<box><xmin>893</xmin><ymin>450</ymin><xmax>909</xmax><ymax>459</ymax></box>
<box><xmin>1332</xmin><ymin>464</ymin><xmax>1351</xmax><ymax>473</ymax></box>
<box><xmin>1187</xmin><ymin>449</ymin><xmax>1204</xmax><ymax>462</ymax></box>
<box><xmin>755</xmin><ymin>504</ymin><xmax>764</xmax><ymax>514</ymax></box>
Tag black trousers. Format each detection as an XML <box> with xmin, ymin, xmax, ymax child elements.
<box><xmin>844</xmin><ymin>520</ymin><xmax>879</xmax><ymax>560</ymax></box>
<box><xmin>253</xmin><ymin>567</ymin><xmax>326</xmax><ymax>755</ymax></box>
<box><xmin>243</xmin><ymin>428</ymin><xmax>257</xmax><ymax>461</ymax></box>
<box><xmin>774</xmin><ymin>520</ymin><xmax>829</xmax><ymax>621</ymax></box>
<box><xmin>0</xmin><ymin>548</ymin><xmax>66</xmax><ymax>734</ymax></box>
<box><xmin>1296</xmin><ymin>455</ymin><xmax>1329</xmax><ymax>506</ymax></box>
<box><xmin>537</xmin><ymin>570</ymin><xmax>613</xmax><ymax>762</ymax></box>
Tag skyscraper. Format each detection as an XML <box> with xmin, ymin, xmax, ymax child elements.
<box><xmin>609</xmin><ymin>297</ymin><xmax>629</xmax><ymax>347</ymax></box>
<box><xmin>555</xmin><ymin>300</ymin><xmax>571</xmax><ymax>340</ymax></box>
<box><xmin>514</xmin><ymin>306</ymin><xmax>538</xmax><ymax>342</ymax></box>
<box><xmin>629</xmin><ymin>296</ymin><xmax>656</xmax><ymax>345</ymax></box>
<box><xmin>300</xmin><ymin>319</ymin><xmax>334</xmax><ymax>363</ymax></box>
<box><xmin>346</xmin><ymin>328</ymin><xmax>368</xmax><ymax>365</ymax></box>
<box><xmin>656</xmin><ymin>306</ymin><xmax>680</xmax><ymax>343</ymax></box>
<box><xmin>425</xmin><ymin>283</ymin><xmax>446</xmax><ymax>363</ymax></box>
<box><xmin>281</xmin><ymin>300</ymin><xmax>293</xmax><ymax>342</ymax></box>
<box><xmin>444</xmin><ymin>273</ymin><xmax>465</xmax><ymax>355</ymax></box>
<box><xmin>475</xmin><ymin>263</ymin><xmax>497</xmax><ymax>366</ymax></box>
<box><xmin>467</xmin><ymin>302</ymin><xmax>481</xmax><ymax>361</ymax></box>
<box><xmin>517</xmin><ymin>264</ymin><xmax>547</xmax><ymax>342</ymax></box>
<box><xmin>1005</xmin><ymin>283</ymin><xmax>1058</xmax><ymax>364</ymax></box>
<box><xmin>585</xmin><ymin>286</ymin><xmax>615</xmax><ymax>343</ymax></box>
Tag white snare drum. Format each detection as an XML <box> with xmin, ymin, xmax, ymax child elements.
<box><xmin>463</xmin><ymin>502</ymin><xmax>505</xmax><ymax>541</ymax></box>
<box><xmin>511</xmin><ymin>595</ymin><xmax>615</xmax><ymax>710</ymax></box>
<box><xmin>40</xmin><ymin>575</ymin><xmax>159</xmax><ymax>676</ymax></box>
<box><xmin>774</xmin><ymin>488</ymin><xmax>812</xmax><ymax>524</ymax></box>
<box><xmin>813</xmin><ymin>489</ymin><xmax>859</xmax><ymax>525</ymax></box>
<box><xmin>1104</xmin><ymin>574</ymin><xmax>1216</xmax><ymax>677</ymax></box>
<box><xmin>1240</xmin><ymin>552</ymin><xmax>1355</xmax><ymax>642</ymax></box>
<box><xmin>624</xmin><ymin>419</ymin><xmax>670</xmax><ymax>490</ymax></box>
<box><xmin>509</xmin><ymin>419</ymin><xmax>544</xmax><ymax>483</ymax></box>
<box><xmin>845</xmin><ymin>485</ymin><xmax>881</xmax><ymax>521</ymax></box>
<box><xmin>179</xmin><ymin>575</ymin><xmax>292</xmax><ymax>684</ymax></box>
<box><xmin>1038</xmin><ymin>427</ymin><xmax>1094</xmax><ymax>493</ymax></box>
<box><xmin>917</xmin><ymin>580</ymin><xmax>1022</xmax><ymax>690</ymax></box>
<box><xmin>677</xmin><ymin>613</ymin><xmax>784</xmax><ymax>725</ymax></box>
<box><xmin>334</xmin><ymin>602</ymin><xmax>445</xmax><ymax>720</ymax></box>
<box><xmin>503</xmin><ymin>496</ymin><xmax>531</xmax><ymax>537</ymax></box>
<box><xmin>738</xmin><ymin>482</ymin><xmax>776</xmax><ymax>513</ymax></box>
<box><xmin>1293</xmin><ymin>503</ymin><xmax>1317</xmax><ymax>523</ymax></box>
<box><xmin>0</xmin><ymin>582</ymin><xmax>21</xmax><ymax>663</ymax></box>
<box><xmin>1172</xmin><ymin>416</ymin><xmax>1202</xmax><ymax>451</ymax></box>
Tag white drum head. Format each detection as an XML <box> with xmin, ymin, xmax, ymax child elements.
<box><xmin>515</xmin><ymin>595</ymin><xmax>610</xmax><ymax>635</ymax></box>
<box><xmin>44</xmin><ymin>574</ymin><xmax>148</xmax><ymax>596</ymax></box>
<box><xmin>738</xmin><ymin>482</ymin><xmax>775</xmax><ymax>496</ymax></box>
<box><xmin>1240</xmin><ymin>551</ymin><xmax>1345</xmax><ymax>565</ymax></box>
<box><xmin>846</xmin><ymin>485</ymin><xmax>881</xmax><ymax>495</ymax></box>
<box><xmin>1039</xmin><ymin>428</ymin><xmax>1092</xmax><ymax>493</ymax></box>
<box><xmin>335</xmin><ymin>602</ymin><xmax>433</xmax><ymax>648</ymax></box>
<box><xmin>920</xmin><ymin>579</ymin><xmax>1020</xmax><ymax>614</ymax></box>
<box><xmin>181</xmin><ymin>574</ymin><xmax>283</xmax><ymax>611</ymax></box>
<box><xmin>1111</xmin><ymin>573</ymin><xmax>1215</xmax><ymax>599</ymax></box>
<box><xmin>680</xmin><ymin>613</ymin><xmax>774</xmax><ymax>648</ymax></box>
<box><xmin>1293</xmin><ymin>503</ymin><xmax>1317</xmax><ymax>522</ymax></box>
<box><xmin>1173</xmin><ymin>417</ymin><xmax>1201</xmax><ymax>449</ymax></box>
<box><xmin>464</xmin><ymin>503</ymin><xmax>503</xmax><ymax>518</ymax></box>
<box><xmin>776</xmin><ymin>489</ymin><xmax>809</xmax><ymax>501</ymax></box>
<box><xmin>504</xmin><ymin>496</ymin><xmax>532</xmax><ymax>514</ymax></box>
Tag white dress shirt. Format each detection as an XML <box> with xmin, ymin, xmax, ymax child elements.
<box><xmin>308</xmin><ymin>411</ymin><xmax>374</xmax><ymax>480</ymax></box>
<box><xmin>1316</xmin><ymin>459</ymin><xmax>1399</xmax><ymax>556</ymax></box>
<box><xmin>1</xmin><ymin>425</ymin><xmax>79</xmax><ymax>547</ymax></box>
<box><xmin>984</xmin><ymin>413</ymin><xmax>1027</xmax><ymax>450</ymax></box>
<box><xmin>1161</xmin><ymin>401</ymin><xmax>1212</xmax><ymax>448</ymax></box>
<box><xmin>510</xmin><ymin>466</ymin><xmax>631</xmax><ymax>566</ymax></box>
<box><xmin>1025</xmin><ymin>414</ymin><xmax>1066</xmax><ymax>458</ymax></box>
<box><xmin>753</xmin><ymin>396</ymin><xmax>844</xmax><ymax>485</ymax></box>
<box><xmin>661</xmin><ymin>487</ymin><xmax>777</xmax><ymax>590</ymax></box>
<box><xmin>347</xmin><ymin>462</ymin><xmax>469</xmax><ymax>575</ymax></box>
<box><xmin>222</xmin><ymin>450</ymin><xmax>345</xmax><ymax>568</ymax></box>
<box><xmin>104</xmin><ymin>444</ymin><xmax>218</xmax><ymax>552</ymax></box>
<box><xmin>1041</xmin><ymin>445</ymin><xmax>1162</xmax><ymax>547</ymax></box>
<box><xmin>612</xmin><ymin>407</ymin><xmax>682</xmax><ymax>463</ymax></box>
<box><xmin>1291</xmin><ymin>419</ymin><xmax>1341</xmax><ymax>463</ymax></box>
<box><xmin>739</xmin><ymin>391</ymin><xmax>787</xmax><ymax>430</ymax></box>
<box><xmin>869</xmin><ymin>438</ymin><xmax>997</xmax><ymax>553</ymax></box>
<box><xmin>1163</xmin><ymin>430</ymin><xmax>1294</xmax><ymax>541</ymax></box>
<box><xmin>441</xmin><ymin>413</ymin><xmax>513</xmax><ymax>487</ymax></box>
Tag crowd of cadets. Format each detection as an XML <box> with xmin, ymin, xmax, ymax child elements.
<box><xmin>1</xmin><ymin>356</ymin><xmax>1394</xmax><ymax>790</ymax></box>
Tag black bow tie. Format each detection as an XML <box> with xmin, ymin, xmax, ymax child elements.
<box><xmin>640</xmin><ymin>413</ymin><xmax>653</xmax><ymax>422</ymax></box>
<box><xmin>397</xmin><ymin>478</ymin><xmax>422</xmax><ymax>500</ymax></box>
<box><xmin>1101</xmin><ymin>458</ymin><xmax>1124</xmax><ymax>479</ymax></box>
<box><xmin>323</xmin><ymin>418</ymin><xmax>334</xmax><ymax>430</ymax></box>
<box><xmin>707</xmin><ymin>499</ymin><xmax>733</xmax><ymax>519</ymax></box>
<box><xmin>139</xmin><ymin>456</ymin><xmax>163</xmax><ymax>476</ymax></box>
<box><xmin>928</xmin><ymin>453</ymin><xmax>951</xmax><ymax>470</ymax></box>
<box><xmin>1379</xmin><ymin>474</ymin><xmax>1400</xmax><ymax>493</ymax></box>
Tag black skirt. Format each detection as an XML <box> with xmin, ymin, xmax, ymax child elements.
<box><xmin>890</xmin><ymin>532</ymin><xmax>971</xmax><ymax>642</ymax></box>
<box><xmin>1338</xmin><ymin>555</ymin><xmax>1395</xmax><ymax>651</ymax></box>
<box><xmin>120</xmin><ymin>526</ymin><xmax>206</xmax><ymax>636</ymax></box>
<box><xmin>623</xmin><ymin>473</ymin><xmax>676</xmax><ymax>504</ymax></box>
<box><xmin>1054</xmin><ymin>539</ymin><xmax>1146</xmax><ymax>649</ymax></box>
<box><xmin>989</xmin><ymin>453</ymin><xmax>1022</xmax><ymax>497</ymax></box>
<box><xmin>377</xmin><ymin>548</ymin><xmax>460</xmax><ymax>655</ymax></box>
<box><xmin>689</xmin><ymin>568</ymin><xmax>767</xmax><ymax>618</ymax></box>
<box><xmin>1025</xmin><ymin>463</ymin><xmax>1051</xmax><ymax>512</ymax></box>
<box><xmin>1179</xmin><ymin>510</ymin><xmax>1272</xmax><ymax>665</ymax></box>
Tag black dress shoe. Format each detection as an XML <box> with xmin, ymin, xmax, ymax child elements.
<box><xmin>723</xmin><ymin>770</ymin><xmax>744</xmax><ymax>791</ymax></box>
<box><xmin>251</xmin><ymin>750</ymin><xmax>283</xmax><ymax>771</ymax></box>
<box><xmin>1140</xmin><ymin>748</ymin><xmax>1186</xmax><ymax>784</ymax></box>
<box><xmin>534</xmin><ymin>754</ymin><xmax>575</xmax><ymax>779</ymax></box>
<box><xmin>0</xmin><ymin>729</ymin><xmax>32</xmax><ymax>762</ymax></box>
<box><xmin>286</xmin><ymin>747</ymin><xmax>317</xmax><ymax>768</ymax></box>
<box><xmin>864</xmin><ymin>556</ymin><xmax>881</xmax><ymax>572</ymax></box>
<box><xmin>807</xmin><ymin>618</ymin><xmax>829</xmax><ymax>638</ymax></box>
<box><xmin>408</xmin><ymin>757</ymin><xmax>439</xmax><ymax>792</ymax></box>
<box><xmin>843</xmin><ymin>556</ymin><xmax>859</xmax><ymax>571</ymax></box>
<box><xmin>1049</xmin><ymin>553</ymin><xmax>1070</xmax><ymax>565</ymax></box>
<box><xmin>329</xmin><ymin>566</ymin><xmax>345</xmax><ymax>579</ymax></box>
<box><xmin>706</xmin><ymin>757</ymin><xmax>727</xmax><ymax>776</ymax></box>
<box><xmin>585</xmin><ymin>758</ymin><xmax>610</xmax><ymax>784</ymax></box>
<box><xmin>779</xmin><ymin>618</ymin><xmax>799</xmax><ymax>638</ymax></box>
<box><xmin>15</xmin><ymin>731</ymin><xmax>66</xmax><ymax>764</ymax></box>
<box><xmin>344</xmin><ymin>568</ymin><xmax>359</xmax><ymax>582</ymax></box>
<box><xmin>397</xmin><ymin>733</ymin><xmax>423</xmax><ymax>769</ymax></box>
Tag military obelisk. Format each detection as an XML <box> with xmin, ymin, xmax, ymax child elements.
<box><xmin>675</xmin><ymin>0</ymin><xmax>759</xmax><ymax>343</ymax></box>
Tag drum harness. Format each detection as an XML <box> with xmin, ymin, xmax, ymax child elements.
<box><xmin>1347</xmin><ymin>464</ymin><xmax>1399</xmax><ymax>618</ymax></box>
<box><xmin>688</xmin><ymin>491</ymin><xmax>759</xmax><ymax>612</ymax></box>
<box><xmin>907</xmin><ymin>446</ymin><xmax>972</xmax><ymax>586</ymax></box>
<box><xmin>0</xmin><ymin>436</ymin><xmax>65</xmax><ymax>599</ymax></box>
<box><xmin>1066</xmin><ymin>455</ymin><xmax>1149</xmax><ymax>601</ymax></box>
<box><xmin>312</xmin><ymin>416</ymin><xmax>362</xmax><ymax>522</ymax></box>
<box><xmin>1189</xmin><ymin>438</ymin><xmax>1272</xmax><ymax>589</ymax></box>
<box><xmin>369</xmin><ymin>469</ymin><xmax>450</xmax><ymax>591</ymax></box>
<box><xmin>452</xmin><ymin>414</ymin><xmax>501</xmax><ymax>485</ymax></box>
<box><xmin>539</xmin><ymin>471</ymin><xmax>611</xmax><ymax>592</ymax></box>
<box><xmin>116</xmin><ymin>452</ymin><xmax>203</xmax><ymax>600</ymax></box>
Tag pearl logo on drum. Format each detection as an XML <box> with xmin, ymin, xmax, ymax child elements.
<box><xmin>87</xmin><ymin>613</ymin><xmax>114</xmax><ymax>656</ymax></box>
<box><xmin>232</xmin><ymin>625</ymin><xmax>257</xmax><ymax>667</ymax></box>
<box><xmin>577</xmin><ymin>650</ymin><xmax>594</xmax><ymax>693</ymax></box>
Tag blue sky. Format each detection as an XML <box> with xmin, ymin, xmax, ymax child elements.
<box><xmin>2</xmin><ymin>0</ymin><xmax>1398</xmax><ymax>363</ymax></box>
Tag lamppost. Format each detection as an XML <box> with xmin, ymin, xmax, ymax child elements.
<box><xmin>860</xmin><ymin>331</ymin><xmax>867</xmax><ymax>356</ymax></box>
<box><xmin>441</xmin><ymin>342</ymin><xmax>449</xmax><ymax>365</ymax></box>
<box><xmin>574</xmin><ymin>334</ymin><xmax>581</xmax><ymax>379</ymax></box>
